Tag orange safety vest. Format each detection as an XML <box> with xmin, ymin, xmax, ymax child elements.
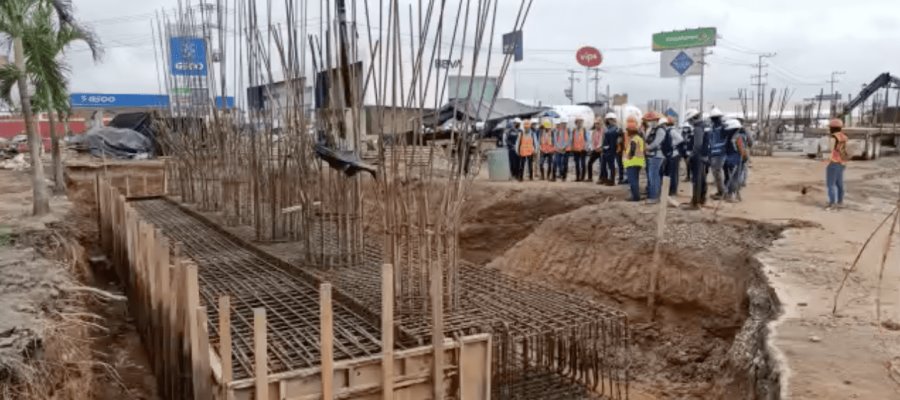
<box><xmin>572</xmin><ymin>128</ymin><xmax>587</xmax><ymax>152</ymax></box>
<box><xmin>591</xmin><ymin>126</ymin><xmax>604</xmax><ymax>151</ymax></box>
<box><xmin>519</xmin><ymin>133</ymin><xmax>535</xmax><ymax>157</ymax></box>
<box><xmin>540</xmin><ymin>130</ymin><xmax>555</xmax><ymax>154</ymax></box>
<box><xmin>563</xmin><ymin>130</ymin><xmax>572</xmax><ymax>152</ymax></box>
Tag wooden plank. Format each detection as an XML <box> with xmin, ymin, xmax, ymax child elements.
<box><xmin>430</xmin><ymin>259</ymin><xmax>444</xmax><ymax>400</ymax></box>
<box><xmin>254</xmin><ymin>308</ymin><xmax>268</xmax><ymax>400</ymax></box>
<box><xmin>195</xmin><ymin>306</ymin><xmax>213</xmax><ymax>398</ymax></box>
<box><xmin>126</xmin><ymin>176</ymin><xmax>131</xmax><ymax>197</ymax></box>
<box><xmin>381</xmin><ymin>264</ymin><xmax>394</xmax><ymax>399</ymax></box>
<box><xmin>142</xmin><ymin>175</ymin><xmax>148</xmax><ymax>196</ymax></box>
<box><xmin>219</xmin><ymin>296</ymin><xmax>233</xmax><ymax>395</ymax></box>
<box><xmin>186</xmin><ymin>264</ymin><xmax>202</xmax><ymax>399</ymax></box>
<box><xmin>320</xmin><ymin>284</ymin><xmax>334</xmax><ymax>400</ymax></box>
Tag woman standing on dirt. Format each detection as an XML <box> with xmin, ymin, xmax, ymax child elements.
<box><xmin>623</xmin><ymin>116</ymin><xmax>645</xmax><ymax>202</ymax></box>
<box><xmin>825</xmin><ymin>118</ymin><xmax>849</xmax><ymax>210</ymax></box>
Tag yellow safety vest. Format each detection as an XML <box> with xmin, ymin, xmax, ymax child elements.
<box><xmin>623</xmin><ymin>134</ymin><xmax>646</xmax><ymax>168</ymax></box>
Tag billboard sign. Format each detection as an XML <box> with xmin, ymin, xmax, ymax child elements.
<box><xmin>170</xmin><ymin>37</ymin><xmax>208</xmax><ymax>76</ymax></box>
<box><xmin>576</xmin><ymin>46</ymin><xmax>602</xmax><ymax>68</ymax></box>
<box><xmin>502</xmin><ymin>30</ymin><xmax>523</xmax><ymax>62</ymax></box>
<box><xmin>70</xmin><ymin>93</ymin><xmax>234</xmax><ymax>109</ymax></box>
<box><xmin>660</xmin><ymin>49</ymin><xmax>702</xmax><ymax>78</ymax></box>
<box><xmin>652</xmin><ymin>27</ymin><xmax>716</xmax><ymax>51</ymax></box>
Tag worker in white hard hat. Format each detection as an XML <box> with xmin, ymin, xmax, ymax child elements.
<box><xmin>503</xmin><ymin>118</ymin><xmax>523</xmax><ymax>180</ymax></box>
<box><xmin>599</xmin><ymin>112</ymin><xmax>621</xmax><ymax>185</ymax></box>
<box><xmin>587</xmin><ymin>117</ymin><xmax>605</xmax><ymax>183</ymax></box>
<box><xmin>660</xmin><ymin>115</ymin><xmax>684</xmax><ymax>197</ymax></box>
<box><xmin>707</xmin><ymin>107</ymin><xmax>728</xmax><ymax>200</ymax></box>
<box><xmin>553</xmin><ymin>118</ymin><xmax>572</xmax><ymax>181</ymax></box>
<box><xmin>538</xmin><ymin>118</ymin><xmax>556</xmax><ymax>180</ymax></box>
<box><xmin>722</xmin><ymin>119</ymin><xmax>747</xmax><ymax>202</ymax></box>
<box><xmin>681</xmin><ymin>109</ymin><xmax>699</xmax><ymax>183</ymax></box>
<box><xmin>571</xmin><ymin>116</ymin><xmax>589</xmax><ymax>181</ymax></box>
<box><xmin>642</xmin><ymin>111</ymin><xmax>666</xmax><ymax>204</ymax></box>
<box><xmin>685</xmin><ymin>109</ymin><xmax>708</xmax><ymax>208</ymax></box>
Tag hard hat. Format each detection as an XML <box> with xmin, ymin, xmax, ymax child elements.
<box><xmin>542</xmin><ymin>119</ymin><xmax>552</xmax><ymax>129</ymax></box>
<box><xmin>681</xmin><ymin>122</ymin><xmax>692</xmax><ymax>129</ymax></box>
<box><xmin>829</xmin><ymin>118</ymin><xmax>844</xmax><ymax>128</ymax></box>
<box><xmin>604</xmin><ymin>112</ymin><xmax>617</xmax><ymax>120</ymax></box>
<box><xmin>642</xmin><ymin>111</ymin><xmax>662</xmax><ymax>121</ymax></box>
<box><xmin>513</xmin><ymin>118</ymin><xmax>522</xmax><ymax>124</ymax></box>
<box><xmin>724</xmin><ymin>119</ymin><xmax>742</xmax><ymax>130</ymax></box>
<box><xmin>531</xmin><ymin>118</ymin><xmax>539</xmax><ymax>125</ymax></box>
<box><xmin>685</xmin><ymin>109</ymin><xmax>699</xmax><ymax>121</ymax></box>
<box><xmin>575</xmin><ymin>115</ymin><xmax>584</xmax><ymax>121</ymax></box>
<box><xmin>625</xmin><ymin>116</ymin><xmax>640</xmax><ymax>131</ymax></box>
<box><xmin>709</xmin><ymin>107</ymin><xmax>724</xmax><ymax>118</ymax></box>
<box><xmin>558</xmin><ymin>117</ymin><xmax>568</xmax><ymax>125</ymax></box>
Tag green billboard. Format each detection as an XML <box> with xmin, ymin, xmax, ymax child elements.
<box><xmin>652</xmin><ymin>27</ymin><xmax>716</xmax><ymax>51</ymax></box>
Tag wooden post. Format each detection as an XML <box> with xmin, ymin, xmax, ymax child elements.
<box><xmin>320</xmin><ymin>283</ymin><xmax>334</xmax><ymax>400</ymax></box>
<box><xmin>163</xmin><ymin>160</ymin><xmax>169</xmax><ymax>195</ymax></box>
<box><xmin>195</xmin><ymin>306</ymin><xmax>212</xmax><ymax>397</ymax></box>
<box><xmin>254</xmin><ymin>308</ymin><xmax>268</xmax><ymax>400</ymax></box>
<box><xmin>126</xmin><ymin>176</ymin><xmax>131</xmax><ymax>197</ymax></box>
<box><xmin>219</xmin><ymin>296</ymin><xmax>233</xmax><ymax>393</ymax></box>
<box><xmin>142</xmin><ymin>175</ymin><xmax>148</xmax><ymax>197</ymax></box>
<box><xmin>381</xmin><ymin>264</ymin><xmax>394</xmax><ymax>399</ymax></box>
<box><xmin>431</xmin><ymin>259</ymin><xmax>444</xmax><ymax>400</ymax></box>
<box><xmin>186</xmin><ymin>264</ymin><xmax>202</xmax><ymax>399</ymax></box>
<box><xmin>648</xmin><ymin>179</ymin><xmax>671</xmax><ymax>320</ymax></box>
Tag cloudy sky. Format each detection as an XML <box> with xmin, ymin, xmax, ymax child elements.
<box><xmin>66</xmin><ymin>0</ymin><xmax>899</xmax><ymax>113</ymax></box>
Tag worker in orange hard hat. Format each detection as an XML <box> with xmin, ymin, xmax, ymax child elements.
<box><xmin>623</xmin><ymin>115</ymin><xmax>645</xmax><ymax>201</ymax></box>
<box><xmin>825</xmin><ymin>118</ymin><xmax>849</xmax><ymax>210</ymax></box>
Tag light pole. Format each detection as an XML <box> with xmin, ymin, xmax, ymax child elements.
<box><xmin>828</xmin><ymin>70</ymin><xmax>846</xmax><ymax>117</ymax></box>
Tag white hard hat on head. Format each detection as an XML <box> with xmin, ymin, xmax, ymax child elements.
<box><xmin>710</xmin><ymin>107</ymin><xmax>724</xmax><ymax>118</ymax></box>
<box><xmin>681</xmin><ymin>122</ymin><xmax>693</xmax><ymax>129</ymax></box>
<box><xmin>724</xmin><ymin>119</ymin><xmax>742</xmax><ymax>130</ymax></box>
<box><xmin>685</xmin><ymin>109</ymin><xmax>699</xmax><ymax>121</ymax></box>
<box><xmin>530</xmin><ymin>118</ymin><xmax>539</xmax><ymax>124</ymax></box>
<box><xmin>513</xmin><ymin>118</ymin><xmax>522</xmax><ymax>124</ymax></box>
<box><xmin>558</xmin><ymin>117</ymin><xmax>569</xmax><ymax>124</ymax></box>
<box><xmin>604</xmin><ymin>112</ymin><xmax>617</xmax><ymax>120</ymax></box>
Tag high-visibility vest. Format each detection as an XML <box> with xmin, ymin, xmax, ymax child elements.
<box><xmin>540</xmin><ymin>130</ymin><xmax>555</xmax><ymax>154</ymax></box>
<box><xmin>623</xmin><ymin>134</ymin><xmax>646</xmax><ymax>168</ymax></box>
<box><xmin>563</xmin><ymin>130</ymin><xmax>572</xmax><ymax>152</ymax></box>
<box><xmin>572</xmin><ymin>128</ymin><xmax>587</xmax><ymax>152</ymax></box>
<box><xmin>830</xmin><ymin>131</ymin><xmax>849</xmax><ymax>164</ymax></box>
<box><xmin>519</xmin><ymin>133</ymin><xmax>535</xmax><ymax>157</ymax></box>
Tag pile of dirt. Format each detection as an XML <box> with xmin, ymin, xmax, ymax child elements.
<box><xmin>485</xmin><ymin>202</ymin><xmax>784</xmax><ymax>399</ymax></box>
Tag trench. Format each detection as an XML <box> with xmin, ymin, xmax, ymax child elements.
<box><xmin>464</xmin><ymin>193</ymin><xmax>785</xmax><ymax>400</ymax></box>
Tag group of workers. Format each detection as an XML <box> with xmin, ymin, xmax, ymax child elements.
<box><xmin>500</xmin><ymin>107</ymin><xmax>755</xmax><ymax>207</ymax></box>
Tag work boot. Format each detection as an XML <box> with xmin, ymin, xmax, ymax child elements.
<box><xmin>711</xmin><ymin>193</ymin><xmax>723</xmax><ymax>201</ymax></box>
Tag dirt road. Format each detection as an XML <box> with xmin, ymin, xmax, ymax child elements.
<box><xmin>708</xmin><ymin>155</ymin><xmax>900</xmax><ymax>399</ymax></box>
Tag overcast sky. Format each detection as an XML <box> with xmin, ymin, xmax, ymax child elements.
<box><xmin>66</xmin><ymin>0</ymin><xmax>900</xmax><ymax>113</ymax></box>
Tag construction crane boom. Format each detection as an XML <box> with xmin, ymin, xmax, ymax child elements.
<box><xmin>840</xmin><ymin>72</ymin><xmax>900</xmax><ymax>118</ymax></box>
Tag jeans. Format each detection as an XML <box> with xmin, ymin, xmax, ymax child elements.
<box><xmin>520</xmin><ymin>155</ymin><xmax>533</xmax><ymax>180</ymax></box>
<box><xmin>507</xmin><ymin>147</ymin><xmax>520</xmax><ymax>178</ymax></box>
<box><xmin>826</xmin><ymin>162</ymin><xmax>845</xmax><ymax>205</ymax></box>
<box><xmin>740</xmin><ymin>161</ymin><xmax>749</xmax><ymax>187</ymax></box>
<box><xmin>573</xmin><ymin>151</ymin><xmax>587</xmax><ymax>180</ymax></box>
<box><xmin>667</xmin><ymin>156</ymin><xmax>680</xmax><ymax>195</ymax></box>
<box><xmin>684</xmin><ymin>156</ymin><xmax>692</xmax><ymax>180</ymax></box>
<box><xmin>617</xmin><ymin>154</ymin><xmax>625</xmax><ymax>182</ymax></box>
<box><xmin>690</xmin><ymin>156</ymin><xmax>708</xmax><ymax>206</ymax></box>
<box><xmin>555</xmin><ymin>152</ymin><xmax>570</xmax><ymax>180</ymax></box>
<box><xmin>646</xmin><ymin>157</ymin><xmax>664</xmax><ymax>200</ymax></box>
<box><xmin>587</xmin><ymin>152</ymin><xmax>602</xmax><ymax>181</ymax></box>
<box><xmin>601</xmin><ymin>152</ymin><xmax>617</xmax><ymax>183</ymax></box>
<box><xmin>540</xmin><ymin>153</ymin><xmax>555</xmax><ymax>179</ymax></box>
<box><xmin>626</xmin><ymin>166</ymin><xmax>642</xmax><ymax>201</ymax></box>
<box><xmin>725</xmin><ymin>156</ymin><xmax>742</xmax><ymax>195</ymax></box>
<box><xmin>710</xmin><ymin>156</ymin><xmax>726</xmax><ymax>195</ymax></box>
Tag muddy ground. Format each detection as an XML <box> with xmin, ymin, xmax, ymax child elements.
<box><xmin>0</xmin><ymin>167</ymin><xmax>158</xmax><ymax>400</ymax></box>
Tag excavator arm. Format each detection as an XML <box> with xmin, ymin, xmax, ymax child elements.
<box><xmin>840</xmin><ymin>72</ymin><xmax>900</xmax><ymax>118</ymax></box>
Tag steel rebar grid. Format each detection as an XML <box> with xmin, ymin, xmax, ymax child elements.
<box><xmin>129</xmin><ymin>198</ymin><xmax>411</xmax><ymax>380</ymax></box>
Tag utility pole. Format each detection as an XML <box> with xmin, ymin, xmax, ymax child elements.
<box><xmin>827</xmin><ymin>70</ymin><xmax>846</xmax><ymax>117</ymax></box>
<box><xmin>751</xmin><ymin>53</ymin><xmax>776</xmax><ymax>126</ymax></box>
<box><xmin>698</xmin><ymin>49</ymin><xmax>713</xmax><ymax>117</ymax></box>
<box><xmin>566</xmin><ymin>69</ymin><xmax>580</xmax><ymax>105</ymax></box>
<box><xmin>590</xmin><ymin>68</ymin><xmax>601</xmax><ymax>102</ymax></box>
<box><xmin>606</xmin><ymin>84</ymin><xmax>611</xmax><ymax>114</ymax></box>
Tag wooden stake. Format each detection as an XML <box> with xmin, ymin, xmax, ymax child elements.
<box><xmin>195</xmin><ymin>306</ymin><xmax>212</xmax><ymax>397</ymax></box>
<box><xmin>431</xmin><ymin>257</ymin><xmax>444</xmax><ymax>400</ymax></box>
<box><xmin>126</xmin><ymin>176</ymin><xmax>131</xmax><ymax>197</ymax></box>
<box><xmin>320</xmin><ymin>283</ymin><xmax>334</xmax><ymax>400</ymax></box>
<box><xmin>381</xmin><ymin>263</ymin><xmax>394</xmax><ymax>398</ymax></box>
<box><xmin>219</xmin><ymin>296</ymin><xmax>233</xmax><ymax>390</ymax></box>
<box><xmin>648</xmin><ymin>179</ymin><xmax>671</xmax><ymax>320</ymax></box>
<box><xmin>254</xmin><ymin>308</ymin><xmax>268</xmax><ymax>400</ymax></box>
<box><xmin>186</xmin><ymin>263</ymin><xmax>202</xmax><ymax>399</ymax></box>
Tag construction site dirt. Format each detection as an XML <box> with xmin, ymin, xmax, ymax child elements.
<box><xmin>27</xmin><ymin>152</ymin><xmax>900</xmax><ymax>399</ymax></box>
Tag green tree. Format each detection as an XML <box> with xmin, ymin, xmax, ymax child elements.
<box><xmin>0</xmin><ymin>0</ymin><xmax>99</xmax><ymax>214</ymax></box>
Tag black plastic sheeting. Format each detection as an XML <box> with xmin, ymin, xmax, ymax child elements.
<box><xmin>84</xmin><ymin>127</ymin><xmax>153</xmax><ymax>159</ymax></box>
<box><xmin>314</xmin><ymin>143</ymin><xmax>377</xmax><ymax>178</ymax></box>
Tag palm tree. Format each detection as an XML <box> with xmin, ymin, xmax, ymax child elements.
<box><xmin>0</xmin><ymin>0</ymin><xmax>98</xmax><ymax>214</ymax></box>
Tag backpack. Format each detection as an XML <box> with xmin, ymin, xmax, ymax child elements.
<box><xmin>661</xmin><ymin>126</ymin><xmax>674</xmax><ymax>158</ymax></box>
